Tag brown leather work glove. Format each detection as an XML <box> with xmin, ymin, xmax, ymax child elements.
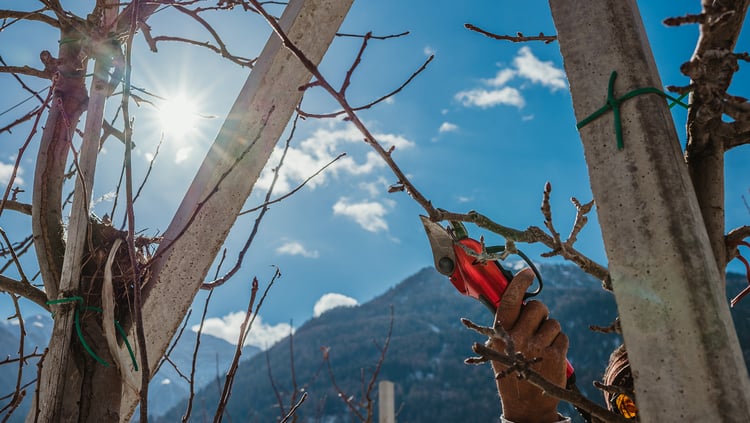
<box><xmin>488</xmin><ymin>268</ymin><xmax>569</xmax><ymax>423</ymax></box>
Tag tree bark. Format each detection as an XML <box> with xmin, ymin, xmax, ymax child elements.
<box><xmin>549</xmin><ymin>1</ymin><xmax>750</xmax><ymax>421</ymax></box>
<box><xmin>685</xmin><ymin>0</ymin><xmax>750</xmax><ymax>281</ymax></box>
<box><xmin>28</xmin><ymin>21</ymin><xmax>89</xmax><ymax>423</ymax></box>
<box><xmin>31</xmin><ymin>22</ymin><xmax>88</xmax><ymax>302</ymax></box>
<box><xmin>30</xmin><ymin>3</ymin><xmax>126</xmax><ymax>421</ymax></box>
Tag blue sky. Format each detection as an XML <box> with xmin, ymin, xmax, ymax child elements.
<box><xmin>1</xmin><ymin>1</ymin><xmax>749</xmax><ymax>349</ymax></box>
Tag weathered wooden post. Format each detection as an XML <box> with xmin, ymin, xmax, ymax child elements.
<box><xmin>548</xmin><ymin>1</ymin><xmax>750</xmax><ymax>421</ymax></box>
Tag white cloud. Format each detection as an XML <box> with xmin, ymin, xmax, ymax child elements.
<box><xmin>424</xmin><ymin>46</ymin><xmax>436</xmax><ymax>56</ymax></box>
<box><xmin>257</xmin><ymin>122</ymin><xmax>414</xmax><ymax>193</ymax></box>
<box><xmin>484</xmin><ymin>68</ymin><xmax>517</xmax><ymax>87</ymax></box>
<box><xmin>0</xmin><ymin>161</ymin><xmax>22</xmax><ymax>185</ymax></box>
<box><xmin>313</xmin><ymin>293</ymin><xmax>359</xmax><ymax>317</ymax></box>
<box><xmin>522</xmin><ymin>114</ymin><xmax>535</xmax><ymax>121</ymax></box>
<box><xmin>90</xmin><ymin>191</ymin><xmax>116</xmax><ymax>209</ymax></box>
<box><xmin>455</xmin><ymin>87</ymin><xmax>525</xmax><ymax>108</ymax></box>
<box><xmin>438</xmin><ymin>122</ymin><xmax>459</xmax><ymax>133</ymax></box>
<box><xmin>332</xmin><ymin>198</ymin><xmax>389</xmax><ymax>232</ymax></box>
<box><xmin>194</xmin><ymin>312</ymin><xmax>293</xmax><ymax>350</ymax></box>
<box><xmin>455</xmin><ymin>47</ymin><xmax>565</xmax><ymax>110</ymax></box>
<box><xmin>174</xmin><ymin>146</ymin><xmax>193</xmax><ymax>164</ymax></box>
<box><xmin>359</xmin><ymin>177</ymin><xmax>388</xmax><ymax>197</ymax></box>
<box><xmin>514</xmin><ymin>46</ymin><xmax>567</xmax><ymax>91</ymax></box>
<box><xmin>276</xmin><ymin>241</ymin><xmax>319</xmax><ymax>258</ymax></box>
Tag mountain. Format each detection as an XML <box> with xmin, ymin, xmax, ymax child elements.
<box><xmin>0</xmin><ymin>313</ymin><xmax>258</xmax><ymax>422</ymax></box>
<box><xmin>6</xmin><ymin>265</ymin><xmax>750</xmax><ymax>422</ymax></box>
<box><xmin>158</xmin><ymin>265</ymin><xmax>750</xmax><ymax>423</ymax></box>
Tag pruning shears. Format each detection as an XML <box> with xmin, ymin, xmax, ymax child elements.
<box><xmin>420</xmin><ymin>216</ymin><xmax>575</xmax><ymax>379</ymax></box>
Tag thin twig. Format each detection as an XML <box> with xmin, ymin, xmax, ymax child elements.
<box><xmin>31</xmin><ymin>348</ymin><xmax>46</xmax><ymax>423</ymax></box>
<box><xmin>147</xmin><ymin>4</ymin><xmax>256</xmax><ymax>67</ymax></box>
<box><xmin>0</xmin><ymin>55</ymin><xmax>47</xmax><ymax>104</ymax></box>
<box><xmin>0</xmin><ymin>294</ymin><xmax>26</xmax><ymax>421</ymax></box>
<box><xmin>0</xmin><ymin>79</ymin><xmax>54</xmax><ymax>219</ymax></box>
<box><xmin>0</xmin><ymin>349</ymin><xmax>42</xmax><ymax>366</ymax></box>
<box><xmin>203</xmin><ymin>113</ymin><xmax>300</xmax><ymax>288</ymax></box>
<box><xmin>121</xmin><ymin>0</ymin><xmax>149</xmax><ymax>419</ymax></box>
<box><xmin>464</xmin><ymin>23</ymin><xmax>557</xmax><ymax>44</ymax></box>
<box><xmin>132</xmin><ymin>134</ymin><xmax>163</xmax><ymax>204</ymax></box>
<box><xmin>182</xmin><ymin>288</ymin><xmax>215</xmax><ymax>422</ymax></box>
<box><xmin>238</xmin><ymin>152</ymin><xmax>345</xmax><ymax>216</ymax></box>
<box><xmin>279</xmin><ymin>392</ymin><xmax>307</xmax><ymax>423</ymax></box>
<box><xmin>214</xmin><ymin>268</ymin><xmax>280</xmax><ymax>423</ymax></box>
<box><xmin>266</xmin><ymin>348</ymin><xmax>287</xmax><ymax>420</ymax></box>
<box><xmin>297</xmin><ymin>57</ymin><xmax>433</xmax><ymax>119</ymax></box>
<box><xmin>0</xmin><ymin>7</ymin><xmax>58</xmax><ymax>29</ymax></box>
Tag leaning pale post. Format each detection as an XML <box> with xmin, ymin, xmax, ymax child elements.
<box><xmin>549</xmin><ymin>0</ymin><xmax>750</xmax><ymax>421</ymax></box>
<box><xmin>116</xmin><ymin>0</ymin><xmax>354</xmax><ymax>420</ymax></box>
<box><xmin>379</xmin><ymin>380</ymin><xmax>395</xmax><ymax>423</ymax></box>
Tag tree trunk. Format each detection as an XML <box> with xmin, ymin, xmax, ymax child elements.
<box><xmin>684</xmin><ymin>0</ymin><xmax>750</xmax><ymax>282</ymax></box>
<box><xmin>549</xmin><ymin>1</ymin><xmax>750</xmax><ymax>421</ymax></box>
<box><xmin>30</xmin><ymin>3</ymin><xmax>128</xmax><ymax>421</ymax></box>
<box><xmin>27</xmin><ymin>0</ymin><xmax>354</xmax><ymax>421</ymax></box>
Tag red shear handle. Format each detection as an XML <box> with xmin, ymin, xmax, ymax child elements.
<box><xmin>448</xmin><ymin>238</ymin><xmax>510</xmax><ymax>308</ymax></box>
<box><xmin>449</xmin><ymin>238</ymin><xmax>575</xmax><ymax>379</ymax></box>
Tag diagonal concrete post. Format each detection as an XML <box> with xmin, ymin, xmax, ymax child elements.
<box><xmin>549</xmin><ymin>1</ymin><xmax>750</xmax><ymax>421</ymax></box>
<box><xmin>118</xmin><ymin>0</ymin><xmax>354</xmax><ymax>420</ymax></box>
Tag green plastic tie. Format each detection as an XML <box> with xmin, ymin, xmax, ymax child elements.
<box><xmin>576</xmin><ymin>71</ymin><xmax>689</xmax><ymax>150</ymax></box>
<box><xmin>46</xmin><ymin>297</ymin><xmax>138</xmax><ymax>370</ymax></box>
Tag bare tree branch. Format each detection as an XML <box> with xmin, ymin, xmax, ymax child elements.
<box><xmin>143</xmin><ymin>4</ymin><xmax>256</xmax><ymax>67</ymax></box>
<box><xmin>0</xmin><ymin>65</ymin><xmax>51</xmax><ymax>79</ymax></box>
<box><xmin>0</xmin><ymin>8</ymin><xmax>58</xmax><ymax>28</ymax></box>
<box><xmin>434</xmin><ymin>206</ymin><xmax>611</xmax><ymax>290</ymax></box>
<box><xmin>0</xmin><ymin>275</ymin><xmax>49</xmax><ymax>311</ymax></box>
<box><xmin>279</xmin><ymin>392</ymin><xmax>307</xmax><ymax>423</ymax></box>
<box><xmin>0</xmin><ymin>107</ymin><xmax>43</xmax><ymax>135</ymax></box>
<box><xmin>297</xmin><ymin>54</ymin><xmax>433</xmax><ymax>119</ymax></box>
<box><xmin>118</xmin><ymin>1</ymin><xmax>151</xmax><ymax>420</ymax></box>
<box><xmin>464</xmin><ymin>23</ymin><xmax>557</xmax><ymax>44</ymax></box>
<box><xmin>0</xmin><ymin>201</ymin><xmax>32</xmax><ymax>215</ymax></box>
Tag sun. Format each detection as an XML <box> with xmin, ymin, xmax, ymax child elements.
<box><xmin>157</xmin><ymin>95</ymin><xmax>200</xmax><ymax>138</ymax></box>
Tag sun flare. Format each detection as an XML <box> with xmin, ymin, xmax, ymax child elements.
<box><xmin>157</xmin><ymin>96</ymin><xmax>200</xmax><ymax>138</ymax></box>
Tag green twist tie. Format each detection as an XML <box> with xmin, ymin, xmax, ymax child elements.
<box><xmin>576</xmin><ymin>71</ymin><xmax>689</xmax><ymax>150</ymax></box>
<box><xmin>46</xmin><ymin>297</ymin><xmax>139</xmax><ymax>370</ymax></box>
